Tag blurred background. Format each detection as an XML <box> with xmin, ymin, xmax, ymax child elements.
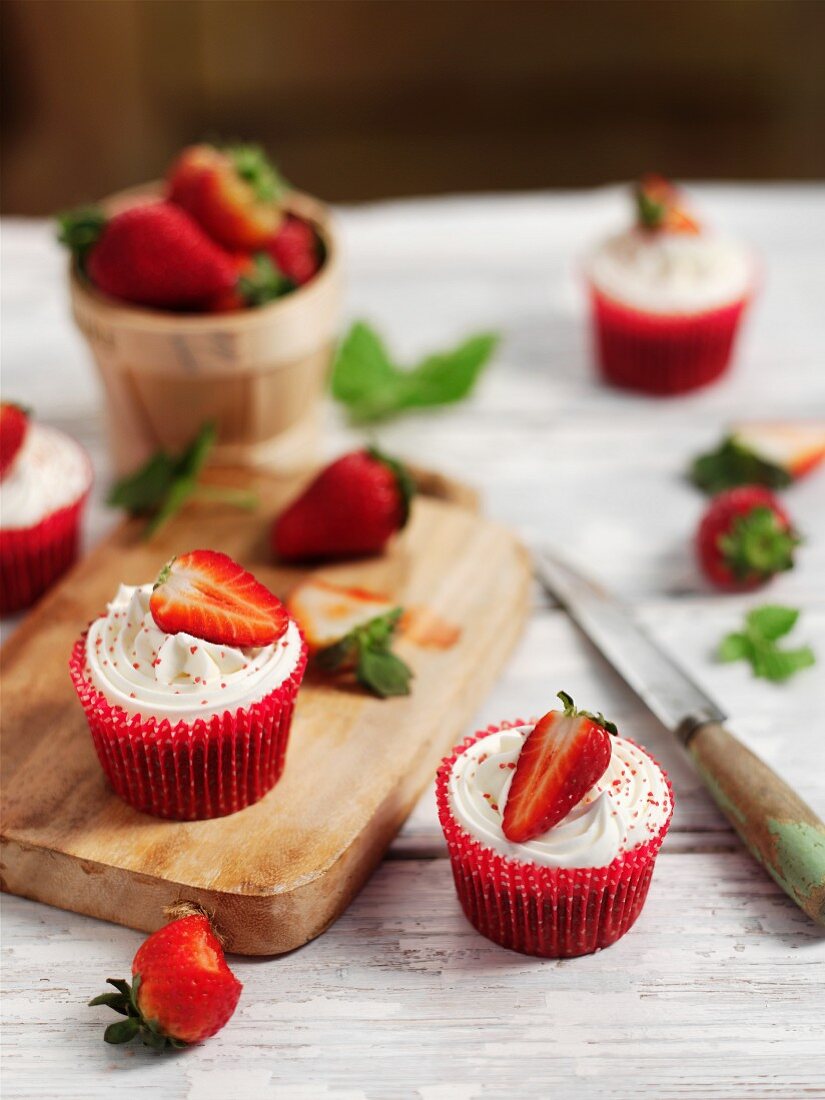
<box><xmin>2</xmin><ymin>0</ymin><xmax>824</xmax><ymax>214</ymax></box>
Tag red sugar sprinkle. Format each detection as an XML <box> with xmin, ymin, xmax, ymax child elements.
<box><xmin>132</xmin><ymin>663</ymin><xmax>140</xmax><ymax>670</ymax></box>
<box><xmin>190</xmin><ymin>646</ymin><xmax>198</xmax><ymax>655</ymax></box>
<box><xmin>129</xmin><ymin>692</ymin><xmax>136</xmax><ymax>699</ymax></box>
<box><xmin>478</xmin><ymin>753</ymin><xmax>489</xmax><ymax>764</ymax></box>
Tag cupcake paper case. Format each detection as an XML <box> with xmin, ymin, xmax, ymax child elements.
<box><xmin>586</xmin><ymin>179</ymin><xmax>755</xmax><ymax>395</ymax></box>
<box><xmin>0</xmin><ymin>422</ymin><xmax>92</xmax><ymax>616</ymax></box>
<box><xmin>436</xmin><ymin>720</ymin><xmax>674</xmax><ymax>958</ymax></box>
<box><xmin>70</xmin><ymin>582</ymin><xmax>308</xmax><ymax>820</ymax></box>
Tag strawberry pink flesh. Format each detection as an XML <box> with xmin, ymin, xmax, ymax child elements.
<box><xmin>150</xmin><ymin>550</ymin><xmax>288</xmax><ymax>648</ymax></box>
<box><xmin>502</xmin><ymin>711</ymin><xmax>612</xmax><ymax>844</ymax></box>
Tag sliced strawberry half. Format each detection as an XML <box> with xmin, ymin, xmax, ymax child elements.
<box><xmin>635</xmin><ymin>174</ymin><xmax>700</xmax><ymax>235</ymax></box>
<box><xmin>287</xmin><ymin>578</ymin><xmax>396</xmax><ymax>652</ymax></box>
<box><xmin>0</xmin><ymin>403</ymin><xmax>29</xmax><ymax>480</ymax></box>
<box><xmin>502</xmin><ymin>691</ymin><xmax>615</xmax><ymax>844</ymax></box>
<box><xmin>149</xmin><ymin>549</ymin><xmax>288</xmax><ymax>647</ymax></box>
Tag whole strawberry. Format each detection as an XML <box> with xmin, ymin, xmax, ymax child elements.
<box><xmin>266</xmin><ymin>215</ymin><xmax>321</xmax><ymax>286</ymax></box>
<box><xmin>697</xmin><ymin>485</ymin><xmax>799</xmax><ymax>590</ymax></box>
<box><xmin>90</xmin><ymin>909</ymin><xmax>242</xmax><ymax>1049</ymax></box>
<box><xmin>59</xmin><ymin>202</ymin><xmax>238</xmax><ymax>310</ymax></box>
<box><xmin>0</xmin><ymin>403</ymin><xmax>29</xmax><ymax>480</ymax></box>
<box><xmin>168</xmin><ymin>143</ymin><xmax>284</xmax><ymax>251</ymax></box>
<box><xmin>273</xmin><ymin>448</ymin><xmax>415</xmax><ymax>562</ymax></box>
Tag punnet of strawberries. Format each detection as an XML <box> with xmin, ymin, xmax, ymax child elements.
<box><xmin>57</xmin><ymin>143</ymin><xmax>325</xmax><ymax>313</ymax></box>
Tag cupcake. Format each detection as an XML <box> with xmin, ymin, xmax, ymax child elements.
<box><xmin>0</xmin><ymin>404</ymin><xmax>92</xmax><ymax>616</ymax></box>
<box><xmin>437</xmin><ymin>694</ymin><xmax>673</xmax><ymax>958</ymax></box>
<box><xmin>586</xmin><ymin>176</ymin><xmax>754</xmax><ymax>395</ymax></box>
<box><xmin>69</xmin><ymin>549</ymin><xmax>307</xmax><ymax>820</ymax></box>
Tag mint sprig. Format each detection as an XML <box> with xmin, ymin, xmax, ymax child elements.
<box><xmin>108</xmin><ymin>423</ymin><xmax>257</xmax><ymax>538</ymax></box>
<box><xmin>315</xmin><ymin>607</ymin><xmax>413</xmax><ymax>698</ymax></box>
<box><xmin>689</xmin><ymin>435</ymin><xmax>791</xmax><ymax>494</ymax></box>
<box><xmin>331</xmin><ymin>322</ymin><xmax>498</xmax><ymax>423</ymax></box>
<box><xmin>718</xmin><ymin>605</ymin><xmax>816</xmax><ymax>682</ymax></box>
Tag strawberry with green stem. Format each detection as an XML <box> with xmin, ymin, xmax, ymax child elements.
<box><xmin>90</xmin><ymin>906</ymin><xmax>242</xmax><ymax>1049</ymax></box>
<box><xmin>696</xmin><ymin>486</ymin><xmax>799</xmax><ymax>591</ymax></box>
<box><xmin>635</xmin><ymin>175</ymin><xmax>700</xmax><ymax>235</ymax></box>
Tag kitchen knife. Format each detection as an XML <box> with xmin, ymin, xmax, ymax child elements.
<box><xmin>534</xmin><ymin>545</ymin><xmax>825</xmax><ymax>927</ymax></box>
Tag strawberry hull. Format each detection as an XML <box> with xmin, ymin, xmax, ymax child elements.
<box><xmin>69</xmin><ymin>630</ymin><xmax>308</xmax><ymax>821</ymax></box>
<box><xmin>1</xmin><ymin>487</ymin><xmax>91</xmax><ymax>617</ymax></box>
<box><xmin>436</xmin><ymin>721</ymin><xmax>674</xmax><ymax>958</ymax></box>
<box><xmin>589</xmin><ymin>286</ymin><xmax>750</xmax><ymax>396</ymax></box>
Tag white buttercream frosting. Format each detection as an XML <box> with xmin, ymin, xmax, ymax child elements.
<box><xmin>0</xmin><ymin>424</ymin><xmax>91</xmax><ymax>529</ymax></box>
<box><xmin>587</xmin><ymin>228</ymin><xmax>752</xmax><ymax>315</ymax></box>
<box><xmin>448</xmin><ymin>724</ymin><xmax>671</xmax><ymax>869</ymax></box>
<box><xmin>85</xmin><ymin>584</ymin><xmax>303</xmax><ymax>723</ymax></box>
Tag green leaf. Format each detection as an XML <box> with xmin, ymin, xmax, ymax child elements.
<box><xmin>56</xmin><ymin>205</ymin><xmax>106</xmax><ymax>268</ymax></box>
<box><xmin>718</xmin><ymin>507</ymin><xmax>799</xmax><ymax>581</ymax></box>
<box><xmin>107</xmin><ymin>452</ymin><xmax>176</xmax><ymax>514</ymax></box>
<box><xmin>689</xmin><ymin>436</ymin><xmax>791</xmax><ymax>495</ymax></box>
<box><xmin>315</xmin><ymin>608</ymin><xmax>413</xmax><ymax>698</ymax></box>
<box><xmin>104</xmin><ymin>1017</ymin><xmax>140</xmax><ymax>1045</ymax></box>
<box><xmin>106</xmin><ymin>978</ymin><xmax>132</xmax><ymax>997</ymax></box>
<box><xmin>718</xmin><ymin>632</ymin><xmax>751</xmax><ymax>663</ymax></box>
<box><xmin>227</xmin><ymin>144</ymin><xmax>286</xmax><ymax>203</ymax></box>
<box><xmin>88</xmin><ymin>992</ymin><xmax>130</xmax><ymax>1015</ymax></box>
<box><xmin>357</xmin><ymin>647</ymin><xmax>412</xmax><ymax>698</ymax></box>
<box><xmin>238</xmin><ymin>252</ymin><xmax>294</xmax><ymax>307</ymax></box>
<box><xmin>717</xmin><ymin>604</ymin><xmax>816</xmax><ymax>683</ymax></box>
<box><xmin>331</xmin><ymin>322</ymin><xmax>499</xmax><ymax>423</ymax></box>
<box><xmin>746</xmin><ymin>605</ymin><xmax>799</xmax><ymax>642</ymax></box>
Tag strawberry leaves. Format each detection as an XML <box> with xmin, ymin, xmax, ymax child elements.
<box><xmin>690</xmin><ymin>436</ymin><xmax>792</xmax><ymax>495</ymax></box>
<box><xmin>718</xmin><ymin>506</ymin><xmax>799</xmax><ymax>581</ymax></box>
<box><xmin>331</xmin><ymin>322</ymin><xmax>499</xmax><ymax>423</ymax></box>
<box><xmin>718</xmin><ymin>605</ymin><xmax>816</xmax><ymax>682</ymax></box>
<box><xmin>315</xmin><ymin>608</ymin><xmax>413</xmax><ymax>698</ymax></box>
<box><xmin>108</xmin><ymin>423</ymin><xmax>257</xmax><ymax>538</ymax></box>
<box><xmin>89</xmin><ymin>974</ymin><xmax>187</xmax><ymax>1051</ymax></box>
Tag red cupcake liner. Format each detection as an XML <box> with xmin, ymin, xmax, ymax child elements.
<box><xmin>69</xmin><ymin>628</ymin><xmax>308</xmax><ymax>820</ymax></box>
<box><xmin>589</xmin><ymin>285</ymin><xmax>750</xmax><ymax>395</ymax></box>
<box><xmin>0</xmin><ymin>489</ymin><xmax>91</xmax><ymax>616</ymax></box>
<box><xmin>436</xmin><ymin>719</ymin><xmax>674</xmax><ymax>958</ymax></box>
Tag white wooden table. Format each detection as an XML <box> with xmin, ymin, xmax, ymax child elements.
<box><xmin>2</xmin><ymin>187</ymin><xmax>825</xmax><ymax>1099</ymax></box>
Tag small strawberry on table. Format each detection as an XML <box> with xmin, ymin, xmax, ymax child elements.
<box><xmin>696</xmin><ymin>485</ymin><xmax>799</xmax><ymax>591</ymax></box>
<box><xmin>90</xmin><ymin>905</ymin><xmax>241</xmax><ymax>1050</ymax></box>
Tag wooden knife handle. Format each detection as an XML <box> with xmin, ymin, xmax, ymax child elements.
<box><xmin>687</xmin><ymin>721</ymin><xmax>825</xmax><ymax>926</ymax></box>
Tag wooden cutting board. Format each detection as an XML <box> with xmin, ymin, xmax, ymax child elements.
<box><xmin>0</xmin><ymin>467</ymin><xmax>530</xmax><ymax>954</ymax></box>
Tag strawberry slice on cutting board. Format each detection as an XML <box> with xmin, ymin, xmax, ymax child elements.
<box><xmin>287</xmin><ymin>577</ymin><xmax>396</xmax><ymax>652</ymax></box>
<box><xmin>150</xmin><ymin>549</ymin><xmax>289</xmax><ymax>647</ymax></box>
<box><xmin>502</xmin><ymin>692</ymin><xmax>615</xmax><ymax>844</ymax></box>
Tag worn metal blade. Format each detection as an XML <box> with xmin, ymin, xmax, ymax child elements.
<box><xmin>534</xmin><ymin>546</ymin><xmax>726</xmax><ymax>740</ymax></box>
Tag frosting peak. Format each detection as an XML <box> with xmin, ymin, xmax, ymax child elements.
<box><xmin>448</xmin><ymin>724</ymin><xmax>671</xmax><ymax>869</ymax></box>
<box><xmin>85</xmin><ymin>583</ymin><xmax>303</xmax><ymax>723</ymax></box>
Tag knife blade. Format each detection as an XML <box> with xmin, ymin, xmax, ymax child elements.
<box><xmin>534</xmin><ymin>545</ymin><xmax>825</xmax><ymax>927</ymax></box>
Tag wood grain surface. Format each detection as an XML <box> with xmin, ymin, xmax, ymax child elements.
<box><xmin>0</xmin><ymin>467</ymin><xmax>531</xmax><ymax>954</ymax></box>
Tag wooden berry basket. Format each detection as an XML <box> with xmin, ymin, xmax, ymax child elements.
<box><xmin>69</xmin><ymin>185</ymin><xmax>343</xmax><ymax>477</ymax></box>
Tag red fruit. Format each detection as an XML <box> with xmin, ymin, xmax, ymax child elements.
<box><xmin>0</xmin><ymin>403</ymin><xmax>29</xmax><ymax>480</ymax></box>
<box><xmin>205</xmin><ymin>251</ymin><xmax>293</xmax><ymax>312</ymax></box>
<box><xmin>502</xmin><ymin>692</ymin><xmax>615</xmax><ymax>844</ymax></box>
<box><xmin>150</xmin><ymin>549</ymin><xmax>289</xmax><ymax>646</ymax></box>
<box><xmin>61</xmin><ymin>201</ymin><xmax>238</xmax><ymax>309</ymax></box>
<box><xmin>90</xmin><ymin>910</ymin><xmax>242</xmax><ymax>1048</ymax></box>
<box><xmin>636</xmin><ymin>174</ymin><xmax>700</xmax><ymax>234</ymax></box>
<box><xmin>273</xmin><ymin>448</ymin><xmax>415</xmax><ymax>562</ymax></box>
<box><xmin>696</xmin><ymin>486</ymin><xmax>798</xmax><ymax>591</ymax></box>
<box><xmin>168</xmin><ymin>143</ymin><xmax>283</xmax><ymax>251</ymax></box>
<box><xmin>266</xmin><ymin>215</ymin><xmax>321</xmax><ymax>286</ymax></box>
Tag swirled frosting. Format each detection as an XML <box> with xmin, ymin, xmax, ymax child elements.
<box><xmin>588</xmin><ymin>228</ymin><xmax>752</xmax><ymax>314</ymax></box>
<box><xmin>448</xmin><ymin>724</ymin><xmax>671</xmax><ymax>869</ymax></box>
<box><xmin>0</xmin><ymin>424</ymin><xmax>91</xmax><ymax>530</ymax></box>
<box><xmin>85</xmin><ymin>584</ymin><xmax>302</xmax><ymax>723</ymax></box>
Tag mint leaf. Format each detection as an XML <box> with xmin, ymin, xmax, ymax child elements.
<box><xmin>331</xmin><ymin>322</ymin><xmax>498</xmax><ymax>423</ymax></box>
<box><xmin>717</xmin><ymin>604</ymin><xmax>816</xmax><ymax>682</ymax></box>
<box><xmin>108</xmin><ymin>422</ymin><xmax>257</xmax><ymax>538</ymax></box>
<box><xmin>718</xmin><ymin>632</ymin><xmax>750</xmax><ymax>662</ymax></box>
<box><xmin>315</xmin><ymin>607</ymin><xmax>413</xmax><ymax>699</ymax></box>
<box><xmin>746</xmin><ymin>605</ymin><xmax>799</xmax><ymax>641</ymax></box>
